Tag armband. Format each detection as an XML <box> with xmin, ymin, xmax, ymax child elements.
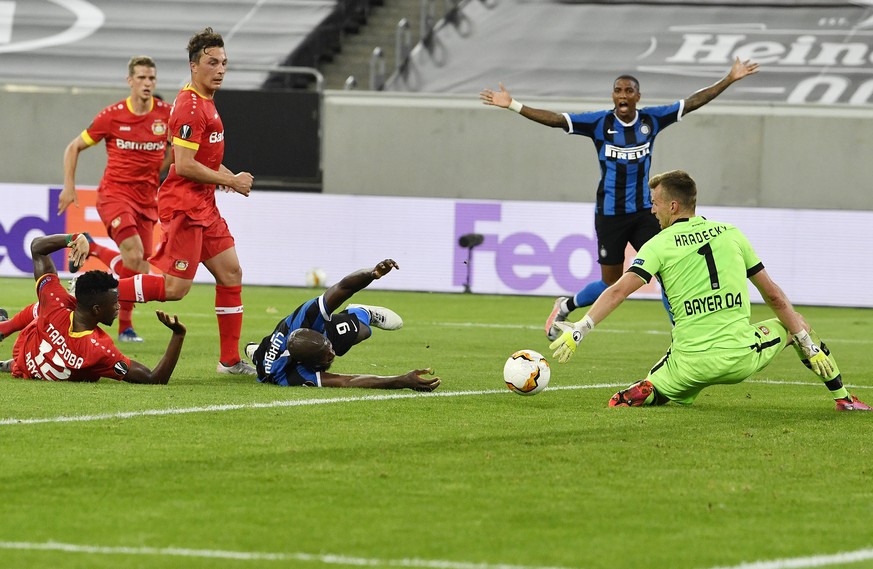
<box><xmin>508</xmin><ymin>99</ymin><xmax>524</xmax><ymax>113</ymax></box>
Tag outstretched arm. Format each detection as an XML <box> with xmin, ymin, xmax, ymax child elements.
<box><xmin>480</xmin><ymin>83</ymin><xmax>567</xmax><ymax>129</ymax></box>
<box><xmin>320</xmin><ymin>368</ymin><xmax>440</xmax><ymax>391</ymax></box>
<box><xmin>683</xmin><ymin>57</ymin><xmax>759</xmax><ymax>114</ymax></box>
<box><xmin>322</xmin><ymin>259</ymin><xmax>399</xmax><ymax>314</ymax></box>
<box><xmin>124</xmin><ymin>311</ymin><xmax>187</xmax><ymax>384</ymax></box>
<box><xmin>550</xmin><ymin>272</ymin><xmax>644</xmax><ymax>363</ymax></box>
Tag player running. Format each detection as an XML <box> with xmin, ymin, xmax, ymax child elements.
<box><xmin>112</xmin><ymin>28</ymin><xmax>256</xmax><ymax>375</ymax></box>
<box><xmin>548</xmin><ymin>170</ymin><xmax>870</xmax><ymax>412</ymax></box>
<box><xmin>59</xmin><ymin>56</ymin><xmax>172</xmax><ymax>343</ymax></box>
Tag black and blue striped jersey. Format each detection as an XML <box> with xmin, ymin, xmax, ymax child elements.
<box><xmin>564</xmin><ymin>101</ymin><xmax>683</xmax><ymax>215</ymax></box>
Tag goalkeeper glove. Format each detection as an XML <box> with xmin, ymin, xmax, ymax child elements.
<box><xmin>793</xmin><ymin>329</ymin><xmax>833</xmax><ymax>378</ymax></box>
<box><xmin>548</xmin><ymin>315</ymin><xmax>595</xmax><ymax>364</ymax></box>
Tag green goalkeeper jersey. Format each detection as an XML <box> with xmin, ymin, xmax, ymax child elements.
<box><xmin>627</xmin><ymin>216</ymin><xmax>765</xmax><ymax>352</ymax></box>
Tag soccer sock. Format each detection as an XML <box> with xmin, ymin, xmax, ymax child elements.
<box><xmin>792</xmin><ymin>329</ymin><xmax>847</xmax><ymax>400</ymax></box>
<box><xmin>574</xmin><ymin>280</ymin><xmax>609</xmax><ymax>307</ymax></box>
<box><xmin>216</xmin><ymin>285</ymin><xmax>243</xmax><ymax>366</ymax></box>
<box><xmin>89</xmin><ymin>242</ymin><xmax>121</xmax><ymax>270</ymax></box>
<box><xmin>118</xmin><ymin>274</ymin><xmax>166</xmax><ymax>303</ymax></box>
<box><xmin>0</xmin><ymin>303</ymin><xmax>38</xmax><ymax>339</ymax></box>
<box><xmin>108</xmin><ymin>256</ymin><xmax>141</xmax><ymax>279</ymax></box>
<box><xmin>118</xmin><ymin>301</ymin><xmax>134</xmax><ymax>334</ymax></box>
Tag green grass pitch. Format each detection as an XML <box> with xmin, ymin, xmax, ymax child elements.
<box><xmin>0</xmin><ymin>276</ymin><xmax>871</xmax><ymax>569</ymax></box>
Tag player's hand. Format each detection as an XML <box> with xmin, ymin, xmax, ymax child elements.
<box><xmin>230</xmin><ymin>172</ymin><xmax>254</xmax><ymax>197</ymax></box>
<box><xmin>802</xmin><ymin>344</ymin><xmax>833</xmax><ymax>377</ymax></box>
<box><xmin>57</xmin><ymin>187</ymin><xmax>79</xmax><ymax>214</ymax></box>
<box><xmin>729</xmin><ymin>56</ymin><xmax>759</xmax><ymax>81</ymax></box>
<box><xmin>479</xmin><ymin>82</ymin><xmax>512</xmax><ymax>108</ymax></box>
<box><xmin>404</xmin><ymin>368</ymin><xmax>440</xmax><ymax>392</ymax></box>
<box><xmin>155</xmin><ymin>311</ymin><xmax>187</xmax><ymax>336</ymax></box>
<box><xmin>372</xmin><ymin>259</ymin><xmax>399</xmax><ymax>279</ymax></box>
<box><xmin>68</xmin><ymin>233</ymin><xmax>90</xmax><ymax>270</ymax></box>
<box><xmin>549</xmin><ymin>322</ymin><xmax>583</xmax><ymax>364</ymax></box>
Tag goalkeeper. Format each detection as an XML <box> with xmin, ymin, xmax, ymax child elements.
<box><xmin>549</xmin><ymin>170</ymin><xmax>869</xmax><ymax>412</ymax></box>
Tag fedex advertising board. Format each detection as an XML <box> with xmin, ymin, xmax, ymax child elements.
<box><xmin>0</xmin><ymin>184</ymin><xmax>868</xmax><ymax>308</ymax></box>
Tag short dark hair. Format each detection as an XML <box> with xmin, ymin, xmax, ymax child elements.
<box><xmin>613</xmin><ymin>75</ymin><xmax>640</xmax><ymax>91</ymax></box>
<box><xmin>187</xmin><ymin>27</ymin><xmax>224</xmax><ymax>63</ymax></box>
<box><xmin>287</xmin><ymin>328</ymin><xmax>332</xmax><ymax>369</ymax></box>
<box><xmin>127</xmin><ymin>55</ymin><xmax>156</xmax><ymax>76</ymax></box>
<box><xmin>74</xmin><ymin>270</ymin><xmax>119</xmax><ymax>306</ymax></box>
<box><xmin>649</xmin><ymin>170</ymin><xmax>697</xmax><ymax>209</ymax></box>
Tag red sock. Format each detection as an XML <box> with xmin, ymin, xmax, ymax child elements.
<box><xmin>0</xmin><ymin>303</ymin><xmax>38</xmax><ymax>338</ymax></box>
<box><xmin>118</xmin><ymin>274</ymin><xmax>166</xmax><ymax>303</ymax></box>
<box><xmin>215</xmin><ymin>285</ymin><xmax>243</xmax><ymax>365</ymax></box>
<box><xmin>111</xmin><ymin>259</ymin><xmax>140</xmax><ymax>279</ymax></box>
<box><xmin>118</xmin><ymin>300</ymin><xmax>134</xmax><ymax>334</ymax></box>
<box><xmin>90</xmin><ymin>242</ymin><xmax>121</xmax><ymax>270</ymax></box>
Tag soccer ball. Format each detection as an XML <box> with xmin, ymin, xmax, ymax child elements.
<box><xmin>503</xmin><ymin>349</ymin><xmax>550</xmax><ymax>395</ymax></box>
<box><xmin>305</xmin><ymin>267</ymin><xmax>328</xmax><ymax>288</ymax></box>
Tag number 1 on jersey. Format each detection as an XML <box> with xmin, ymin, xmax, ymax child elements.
<box><xmin>697</xmin><ymin>243</ymin><xmax>720</xmax><ymax>290</ymax></box>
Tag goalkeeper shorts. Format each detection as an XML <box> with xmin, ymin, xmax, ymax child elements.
<box><xmin>647</xmin><ymin>318</ymin><xmax>789</xmax><ymax>405</ymax></box>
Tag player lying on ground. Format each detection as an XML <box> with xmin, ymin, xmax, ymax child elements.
<box><xmin>548</xmin><ymin>170</ymin><xmax>870</xmax><ymax>412</ymax></box>
<box><xmin>246</xmin><ymin>259</ymin><xmax>440</xmax><ymax>391</ymax></box>
<box><xmin>0</xmin><ymin>233</ymin><xmax>186</xmax><ymax>384</ymax></box>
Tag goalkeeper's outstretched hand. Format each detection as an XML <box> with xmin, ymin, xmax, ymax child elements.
<box><xmin>549</xmin><ymin>322</ymin><xmax>583</xmax><ymax>364</ymax></box>
<box><xmin>804</xmin><ymin>345</ymin><xmax>833</xmax><ymax>377</ymax></box>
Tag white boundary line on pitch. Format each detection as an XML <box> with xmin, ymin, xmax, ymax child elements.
<box><xmin>2</xmin><ymin>541</ymin><xmax>872</xmax><ymax>569</ymax></box>
<box><xmin>702</xmin><ymin>547</ymin><xmax>873</xmax><ymax>569</ymax></box>
<box><xmin>0</xmin><ymin>540</ymin><xmax>575</xmax><ymax>569</ymax></box>
<box><xmin>1</xmin><ymin>379</ymin><xmax>866</xmax><ymax>427</ymax></box>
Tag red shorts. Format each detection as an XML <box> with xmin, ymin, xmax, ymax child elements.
<box><xmin>96</xmin><ymin>194</ymin><xmax>158</xmax><ymax>254</ymax></box>
<box><xmin>149</xmin><ymin>208</ymin><xmax>235</xmax><ymax>280</ymax></box>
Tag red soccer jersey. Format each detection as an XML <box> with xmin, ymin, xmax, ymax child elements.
<box><xmin>159</xmin><ymin>85</ymin><xmax>225</xmax><ymax>222</ymax></box>
<box><xmin>11</xmin><ymin>274</ymin><xmax>131</xmax><ymax>382</ymax></box>
<box><xmin>84</xmin><ymin>96</ymin><xmax>170</xmax><ymax>209</ymax></box>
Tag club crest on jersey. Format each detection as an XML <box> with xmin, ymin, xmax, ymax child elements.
<box><xmin>640</xmin><ymin>124</ymin><xmax>650</xmax><ymax>135</ymax></box>
<box><xmin>114</xmin><ymin>361</ymin><xmax>129</xmax><ymax>376</ymax></box>
<box><xmin>174</xmin><ymin>260</ymin><xmax>189</xmax><ymax>271</ymax></box>
<box><xmin>152</xmin><ymin>120</ymin><xmax>167</xmax><ymax>136</ymax></box>
<box><xmin>178</xmin><ymin>124</ymin><xmax>193</xmax><ymax>139</ymax></box>
<box><xmin>111</xmin><ymin>217</ymin><xmax>121</xmax><ymax>228</ymax></box>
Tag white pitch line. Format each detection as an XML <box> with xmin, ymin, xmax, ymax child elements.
<box><xmin>702</xmin><ymin>547</ymin><xmax>873</xmax><ymax>569</ymax></box>
<box><xmin>0</xmin><ymin>384</ymin><xmax>614</xmax><ymax>426</ymax></box>
<box><xmin>1</xmin><ymin>380</ymin><xmax>867</xmax><ymax>427</ymax></box>
<box><xmin>0</xmin><ymin>540</ymin><xmax>577</xmax><ymax>569</ymax></box>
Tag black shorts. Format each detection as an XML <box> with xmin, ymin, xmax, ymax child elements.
<box><xmin>324</xmin><ymin>311</ymin><xmax>364</xmax><ymax>357</ymax></box>
<box><xmin>594</xmin><ymin>210</ymin><xmax>660</xmax><ymax>265</ymax></box>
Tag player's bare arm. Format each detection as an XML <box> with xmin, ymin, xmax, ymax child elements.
<box><xmin>749</xmin><ymin>269</ymin><xmax>806</xmax><ymax>336</ymax></box>
<box><xmin>480</xmin><ymin>83</ymin><xmax>566</xmax><ymax>129</ymax></box>
<box><xmin>174</xmin><ymin>145</ymin><xmax>253</xmax><ymax>195</ymax></box>
<box><xmin>320</xmin><ymin>368</ymin><xmax>440</xmax><ymax>391</ymax></box>
<box><xmin>124</xmin><ymin>311</ymin><xmax>187</xmax><ymax>384</ymax></box>
<box><xmin>58</xmin><ymin>136</ymin><xmax>92</xmax><ymax>214</ymax></box>
<box><xmin>683</xmin><ymin>57</ymin><xmax>759</xmax><ymax>114</ymax></box>
<box><xmin>30</xmin><ymin>233</ymin><xmax>89</xmax><ymax>278</ymax></box>
<box><xmin>323</xmin><ymin>259</ymin><xmax>399</xmax><ymax>313</ymax></box>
